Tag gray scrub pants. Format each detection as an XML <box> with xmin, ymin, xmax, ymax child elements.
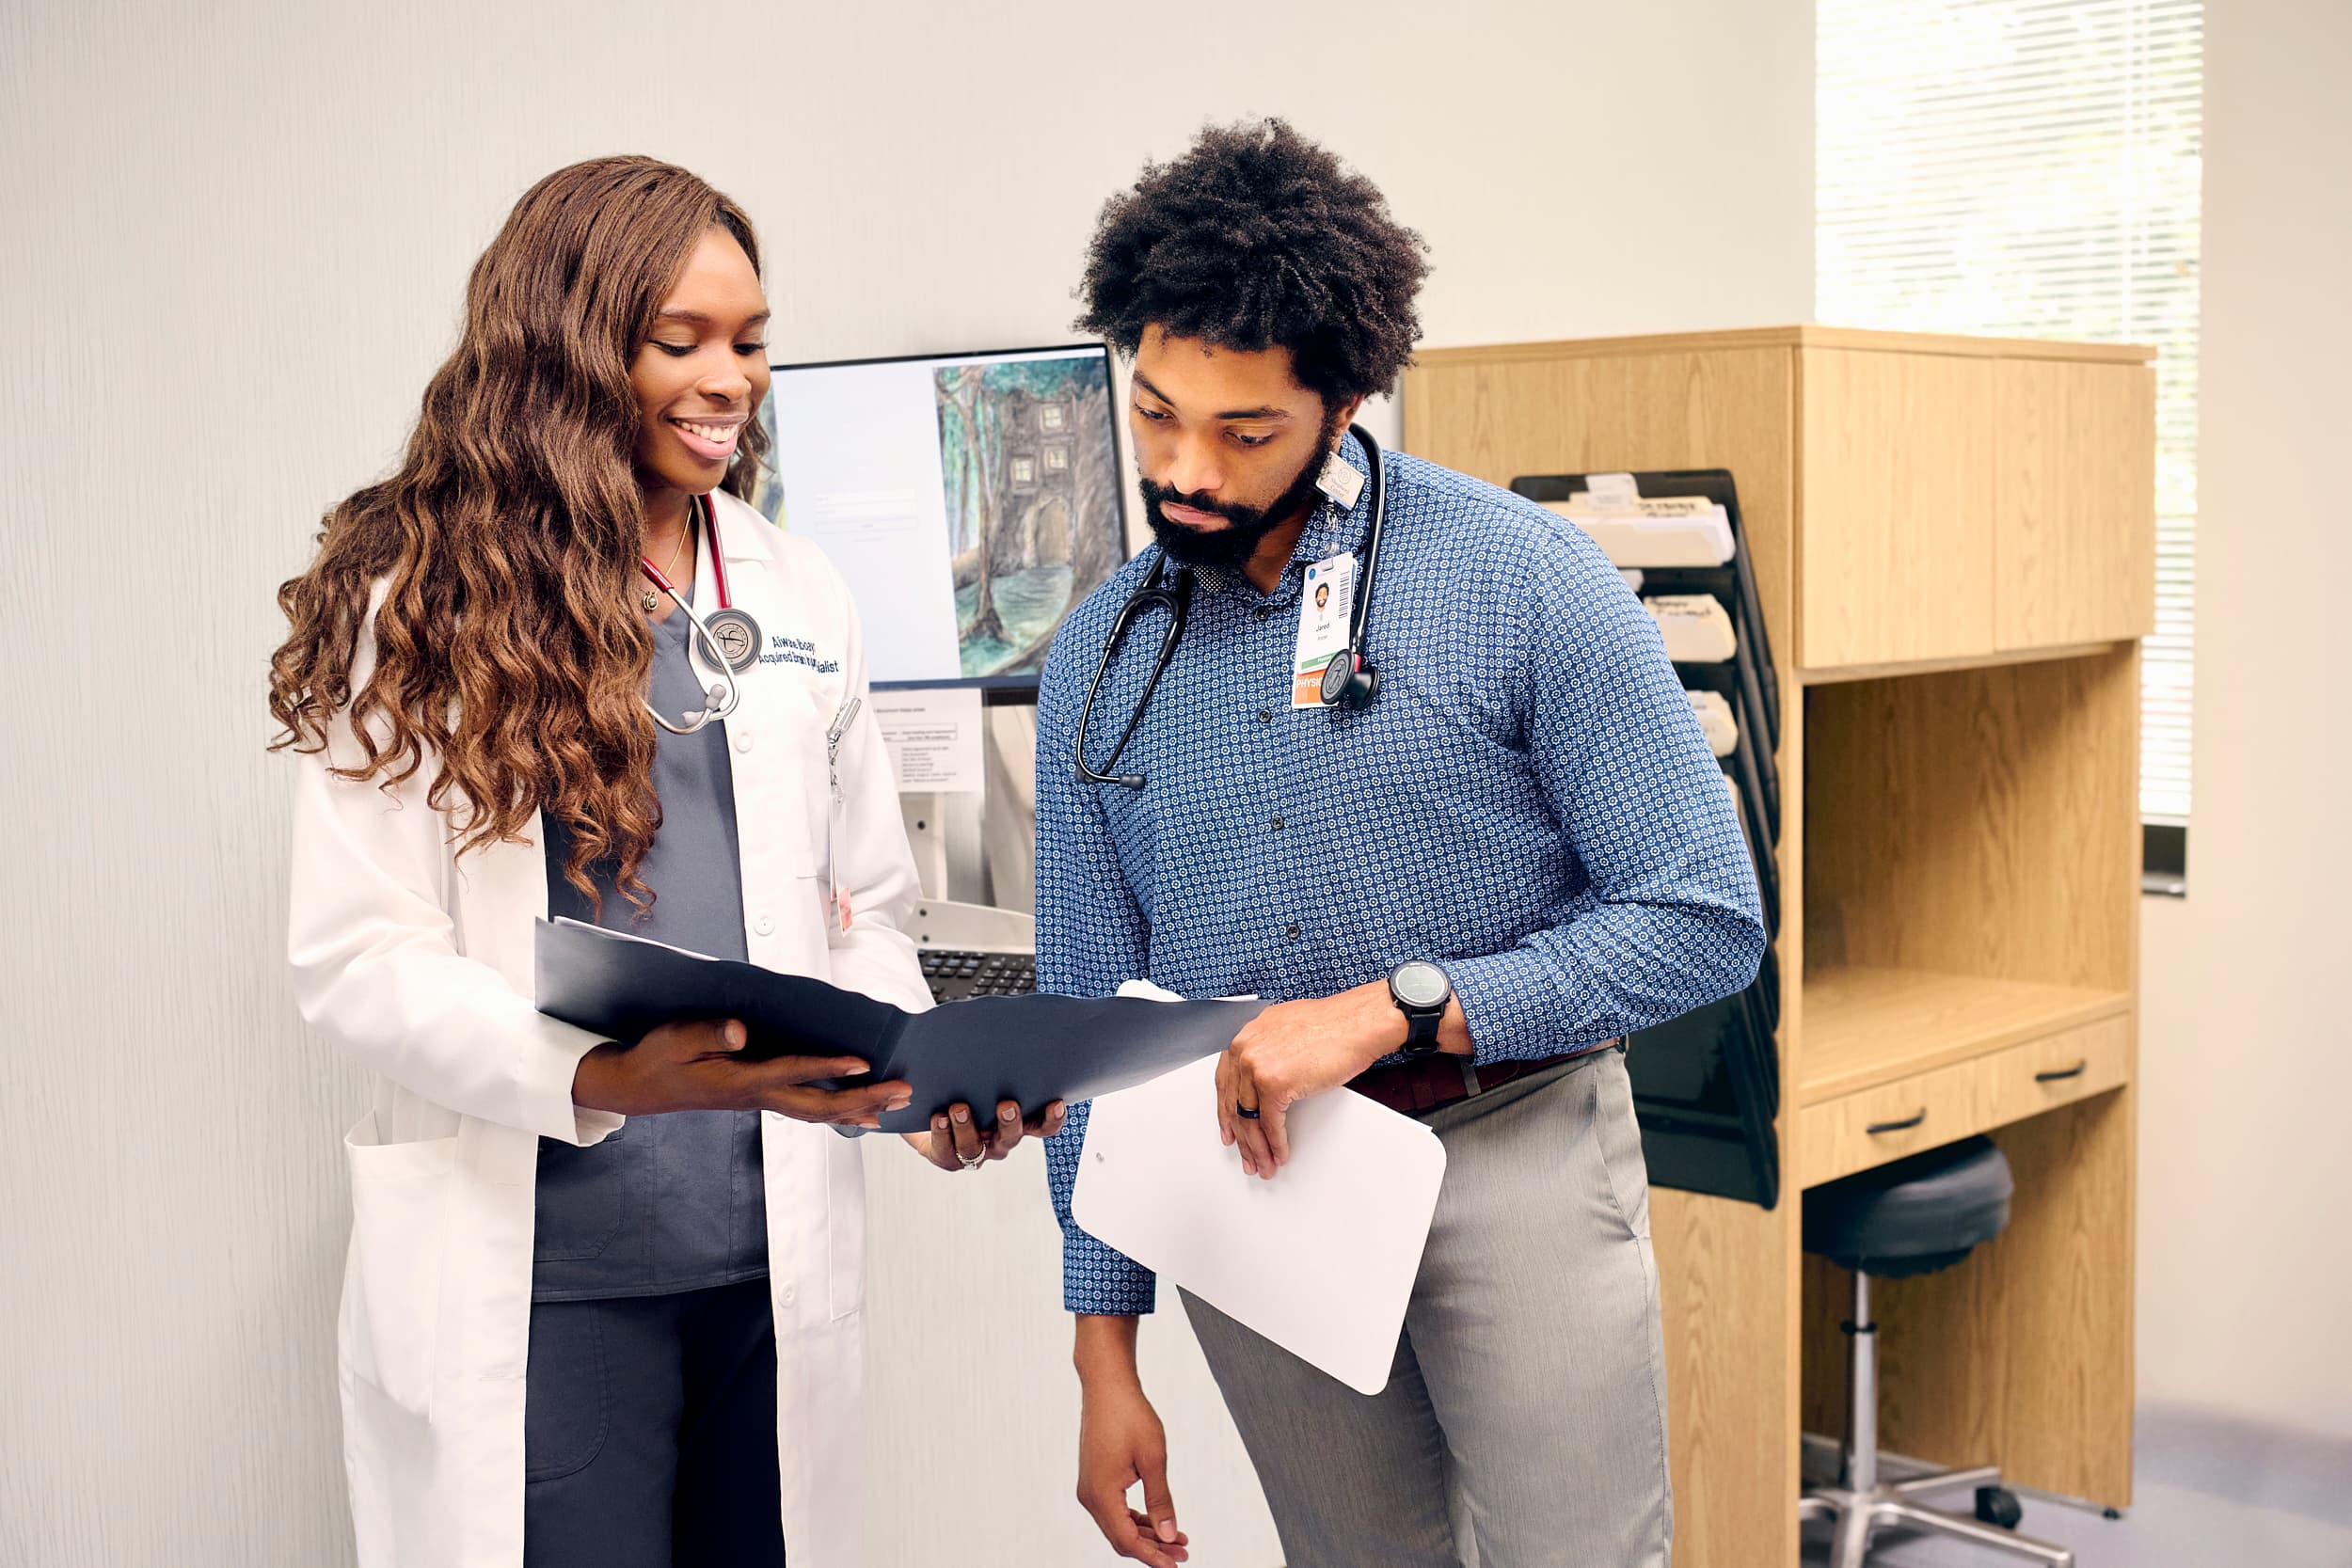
<box><xmin>522</xmin><ymin>1277</ymin><xmax>786</xmax><ymax>1568</ymax></box>
<box><xmin>1181</xmin><ymin>1047</ymin><xmax>1673</xmax><ymax>1568</ymax></box>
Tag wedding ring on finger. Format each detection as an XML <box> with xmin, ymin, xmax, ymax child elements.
<box><xmin>956</xmin><ymin>1150</ymin><xmax>985</xmax><ymax>1171</ymax></box>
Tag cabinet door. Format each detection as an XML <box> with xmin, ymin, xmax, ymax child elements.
<box><xmin>1799</xmin><ymin>349</ymin><xmax>1997</xmax><ymax>668</ymax></box>
<box><xmin>1995</xmin><ymin>359</ymin><xmax>2157</xmax><ymax>650</ymax></box>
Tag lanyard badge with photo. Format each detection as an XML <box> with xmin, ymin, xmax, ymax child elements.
<box><xmin>1292</xmin><ymin>552</ymin><xmax>1358</xmax><ymax>708</ymax></box>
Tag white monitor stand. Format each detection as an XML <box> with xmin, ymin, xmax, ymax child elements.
<box><xmin>899</xmin><ymin>792</ymin><xmax>952</xmax><ymax>902</ymax></box>
<box><xmin>898</xmin><ymin>791</ymin><xmax>1035</xmax><ymax>954</ymax></box>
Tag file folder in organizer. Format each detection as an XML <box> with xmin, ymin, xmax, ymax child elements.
<box><xmin>1537</xmin><ymin>501</ymin><xmax>1735</xmax><ymax>567</ymax></box>
<box><xmin>1647</xmin><ymin>594</ymin><xmax>1739</xmax><ymax>662</ymax></box>
<box><xmin>1689</xmin><ymin>689</ymin><xmax>1739</xmax><ymax>758</ymax></box>
<box><xmin>1681</xmin><ymin>658</ymin><xmax>1779</xmax><ymax>848</ymax></box>
<box><xmin>1513</xmin><ymin>470</ymin><xmax>1779</xmax><ymax>748</ymax></box>
<box><xmin>1722</xmin><ymin>756</ymin><xmax>1769</xmax><ymax>930</ymax></box>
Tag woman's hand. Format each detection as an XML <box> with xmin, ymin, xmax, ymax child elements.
<box><xmin>572</xmin><ymin>1019</ymin><xmax>913</xmax><ymax>1127</ymax></box>
<box><xmin>903</xmin><ymin>1099</ymin><xmax>1069</xmax><ymax>1171</ymax></box>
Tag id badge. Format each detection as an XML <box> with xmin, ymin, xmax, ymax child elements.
<box><xmin>1292</xmin><ymin>552</ymin><xmax>1357</xmax><ymax>708</ymax></box>
<box><xmin>824</xmin><ymin>696</ymin><xmax>861</xmax><ymax>934</ymax></box>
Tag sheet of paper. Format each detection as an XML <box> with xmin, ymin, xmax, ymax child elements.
<box><xmin>873</xmin><ymin>689</ymin><xmax>983</xmax><ymax>794</ymax></box>
<box><xmin>1073</xmin><ymin>1053</ymin><xmax>1447</xmax><ymax>1396</ymax></box>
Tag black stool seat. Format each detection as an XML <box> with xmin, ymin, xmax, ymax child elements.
<box><xmin>1804</xmin><ymin>1136</ymin><xmax>2013</xmax><ymax>1279</ymax></box>
<box><xmin>1798</xmin><ymin>1135</ymin><xmax>2068</xmax><ymax>1563</ymax></box>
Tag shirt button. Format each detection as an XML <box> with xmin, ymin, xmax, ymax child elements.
<box><xmin>1270</xmin><ymin>815</ymin><xmax>1285</xmax><ymax>831</ymax></box>
<box><xmin>755</xmin><ymin>913</ymin><xmax>775</xmax><ymax>936</ymax></box>
<box><xmin>1255</xmin><ymin>606</ymin><xmax>1272</xmax><ymax>621</ymax></box>
<box><xmin>734</xmin><ymin>728</ymin><xmax>755</xmax><ymax>753</ymax></box>
<box><xmin>1285</xmin><ymin>924</ymin><xmax>1302</xmax><ymax>941</ymax></box>
<box><xmin>1256</xmin><ymin>708</ymin><xmax>1272</xmax><ymax>724</ymax></box>
<box><xmin>779</xmin><ymin>1285</ymin><xmax>797</xmax><ymax>1307</ymax></box>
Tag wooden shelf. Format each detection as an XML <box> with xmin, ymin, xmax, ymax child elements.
<box><xmin>1796</xmin><ymin>639</ymin><xmax>2128</xmax><ymax>687</ymax></box>
<box><xmin>1799</xmin><ymin>967</ymin><xmax>2132</xmax><ymax>1105</ymax></box>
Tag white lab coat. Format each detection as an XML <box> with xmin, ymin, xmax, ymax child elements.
<box><xmin>288</xmin><ymin>491</ymin><xmax>930</xmax><ymax>1568</ymax></box>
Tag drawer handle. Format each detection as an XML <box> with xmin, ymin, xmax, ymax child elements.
<box><xmin>1867</xmin><ymin>1109</ymin><xmax>1927</xmax><ymax>1134</ymax></box>
<box><xmin>2034</xmin><ymin>1060</ymin><xmax>2089</xmax><ymax>1084</ymax></box>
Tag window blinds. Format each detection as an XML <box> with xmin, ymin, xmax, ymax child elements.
<box><xmin>1817</xmin><ymin>0</ymin><xmax>2202</xmax><ymax>823</ymax></box>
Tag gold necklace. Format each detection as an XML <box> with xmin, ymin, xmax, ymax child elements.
<box><xmin>639</xmin><ymin>510</ymin><xmax>693</xmax><ymax>614</ymax></box>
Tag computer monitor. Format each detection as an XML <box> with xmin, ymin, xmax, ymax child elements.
<box><xmin>748</xmin><ymin>342</ymin><xmax>1128</xmax><ymax>692</ymax></box>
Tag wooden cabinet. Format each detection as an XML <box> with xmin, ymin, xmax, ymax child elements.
<box><xmin>1798</xmin><ymin>348</ymin><xmax>1998</xmax><ymax>667</ymax></box>
<box><xmin>1404</xmin><ymin>325</ymin><xmax>2151</xmax><ymax>1568</ymax></box>
<box><xmin>1406</xmin><ymin>325</ymin><xmax>2155</xmax><ymax>675</ymax></box>
<box><xmin>1995</xmin><ymin>358</ymin><xmax>2159</xmax><ymax>649</ymax></box>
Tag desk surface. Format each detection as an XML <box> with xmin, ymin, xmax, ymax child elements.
<box><xmin>1799</xmin><ymin>966</ymin><xmax>2133</xmax><ymax>1105</ymax></box>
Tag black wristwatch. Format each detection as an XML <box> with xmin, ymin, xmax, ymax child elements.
<box><xmin>1389</xmin><ymin>961</ymin><xmax>1452</xmax><ymax>1058</ymax></box>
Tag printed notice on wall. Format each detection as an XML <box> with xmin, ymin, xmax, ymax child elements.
<box><xmin>873</xmin><ymin>689</ymin><xmax>984</xmax><ymax>794</ymax></box>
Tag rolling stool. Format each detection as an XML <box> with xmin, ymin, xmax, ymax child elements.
<box><xmin>1800</xmin><ymin>1136</ymin><xmax>2073</xmax><ymax>1567</ymax></box>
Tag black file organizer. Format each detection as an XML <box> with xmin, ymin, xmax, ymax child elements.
<box><xmin>1512</xmin><ymin>468</ymin><xmax>1783</xmax><ymax>1209</ymax></box>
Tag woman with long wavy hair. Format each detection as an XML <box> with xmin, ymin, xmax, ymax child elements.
<box><xmin>273</xmin><ymin>156</ymin><xmax>1056</xmax><ymax>1568</ymax></box>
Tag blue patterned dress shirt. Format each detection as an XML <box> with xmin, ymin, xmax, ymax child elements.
<box><xmin>1035</xmin><ymin>431</ymin><xmax>1767</xmax><ymax>1315</ymax></box>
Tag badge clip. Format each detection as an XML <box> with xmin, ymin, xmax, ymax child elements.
<box><xmin>1315</xmin><ymin>450</ymin><xmax>1366</xmax><ymax>510</ymax></box>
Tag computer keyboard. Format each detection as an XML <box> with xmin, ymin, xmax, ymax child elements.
<box><xmin>918</xmin><ymin>948</ymin><xmax>1037</xmax><ymax>1003</ymax></box>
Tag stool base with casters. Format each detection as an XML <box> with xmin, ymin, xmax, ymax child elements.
<box><xmin>1800</xmin><ymin>1270</ymin><xmax>2073</xmax><ymax>1566</ymax></box>
<box><xmin>1801</xmin><ymin>1136</ymin><xmax>2074</xmax><ymax>1567</ymax></box>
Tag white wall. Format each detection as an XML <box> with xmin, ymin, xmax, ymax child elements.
<box><xmin>0</xmin><ymin>3</ymin><xmax>1811</xmax><ymax>1563</ymax></box>
<box><xmin>2134</xmin><ymin>0</ymin><xmax>2352</xmax><ymax>1449</ymax></box>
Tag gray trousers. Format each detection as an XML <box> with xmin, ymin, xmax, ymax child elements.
<box><xmin>1182</xmin><ymin>1048</ymin><xmax>1672</xmax><ymax>1568</ymax></box>
<box><xmin>522</xmin><ymin>1278</ymin><xmax>785</xmax><ymax>1568</ymax></box>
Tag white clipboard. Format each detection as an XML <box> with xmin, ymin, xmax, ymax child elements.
<box><xmin>1072</xmin><ymin>1053</ymin><xmax>1447</xmax><ymax>1396</ymax></box>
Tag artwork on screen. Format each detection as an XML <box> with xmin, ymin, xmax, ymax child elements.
<box><xmin>930</xmin><ymin>355</ymin><xmax>1119</xmax><ymax>678</ymax></box>
<box><xmin>747</xmin><ymin>345</ymin><xmax>1124</xmax><ymax>689</ymax></box>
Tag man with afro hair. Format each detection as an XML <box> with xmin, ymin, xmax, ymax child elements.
<box><xmin>1035</xmin><ymin>119</ymin><xmax>1763</xmax><ymax>1568</ymax></box>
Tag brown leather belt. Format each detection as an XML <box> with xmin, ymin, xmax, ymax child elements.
<box><xmin>1346</xmin><ymin>1040</ymin><xmax>1620</xmax><ymax>1117</ymax></box>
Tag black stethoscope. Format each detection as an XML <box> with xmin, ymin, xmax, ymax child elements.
<box><xmin>1075</xmin><ymin>424</ymin><xmax>1389</xmax><ymax>788</ymax></box>
<box><xmin>638</xmin><ymin>492</ymin><xmax>763</xmax><ymax>735</ymax></box>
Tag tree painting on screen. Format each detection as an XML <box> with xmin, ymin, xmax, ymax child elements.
<box><xmin>933</xmin><ymin>356</ymin><xmax>1120</xmax><ymax>677</ymax></box>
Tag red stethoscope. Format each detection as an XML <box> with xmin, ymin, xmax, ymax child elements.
<box><xmin>637</xmin><ymin>492</ymin><xmax>763</xmax><ymax>735</ymax></box>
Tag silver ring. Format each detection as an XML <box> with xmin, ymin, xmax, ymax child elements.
<box><xmin>956</xmin><ymin>1150</ymin><xmax>985</xmax><ymax>1170</ymax></box>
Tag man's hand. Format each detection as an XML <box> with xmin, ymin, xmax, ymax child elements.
<box><xmin>1074</xmin><ymin>1317</ymin><xmax>1188</xmax><ymax>1566</ymax></box>
<box><xmin>1216</xmin><ymin>979</ymin><xmax>1469</xmax><ymax>1177</ymax></box>
<box><xmin>573</xmin><ymin>1019</ymin><xmax>913</xmax><ymax>1127</ymax></box>
<box><xmin>902</xmin><ymin>1099</ymin><xmax>1068</xmax><ymax>1172</ymax></box>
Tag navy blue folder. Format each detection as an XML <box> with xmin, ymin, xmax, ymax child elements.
<box><xmin>533</xmin><ymin>918</ymin><xmax>1264</xmax><ymax>1134</ymax></box>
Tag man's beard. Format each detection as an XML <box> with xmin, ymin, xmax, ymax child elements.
<box><xmin>1138</xmin><ymin>413</ymin><xmax>1341</xmax><ymax>571</ymax></box>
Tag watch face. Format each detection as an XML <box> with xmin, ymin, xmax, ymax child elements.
<box><xmin>1392</xmin><ymin>961</ymin><xmax>1450</xmax><ymax>1011</ymax></box>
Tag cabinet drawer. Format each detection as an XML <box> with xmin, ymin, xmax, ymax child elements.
<box><xmin>1800</xmin><ymin>1055</ymin><xmax>1992</xmax><ymax>1187</ymax></box>
<box><xmin>1983</xmin><ymin>1014</ymin><xmax>2131</xmax><ymax>1125</ymax></box>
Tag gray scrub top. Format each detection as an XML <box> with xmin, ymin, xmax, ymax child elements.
<box><xmin>531</xmin><ymin>587</ymin><xmax>770</xmax><ymax>1302</ymax></box>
